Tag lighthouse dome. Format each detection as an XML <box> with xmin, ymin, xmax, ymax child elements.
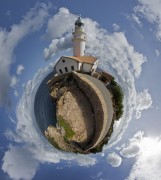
<box><xmin>75</xmin><ymin>17</ymin><xmax>84</xmax><ymax>27</ymax></box>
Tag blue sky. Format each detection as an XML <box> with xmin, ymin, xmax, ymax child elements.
<box><xmin>1</xmin><ymin>0</ymin><xmax>161</xmax><ymax>179</ymax></box>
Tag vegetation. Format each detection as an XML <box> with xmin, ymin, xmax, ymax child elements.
<box><xmin>57</xmin><ymin>115</ymin><xmax>75</xmax><ymax>140</ymax></box>
<box><xmin>108</xmin><ymin>79</ymin><xmax>124</xmax><ymax>120</ymax></box>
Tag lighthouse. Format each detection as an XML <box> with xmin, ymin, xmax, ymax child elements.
<box><xmin>54</xmin><ymin>17</ymin><xmax>98</xmax><ymax>75</ymax></box>
<box><xmin>72</xmin><ymin>17</ymin><xmax>86</xmax><ymax>57</ymax></box>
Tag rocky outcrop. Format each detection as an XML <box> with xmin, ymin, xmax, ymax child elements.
<box><xmin>45</xmin><ymin>72</ymin><xmax>113</xmax><ymax>153</ymax></box>
<box><xmin>56</xmin><ymin>86</ymin><xmax>95</xmax><ymax>143</ymax></box>
<box><xmin>45</xmin><ymin>126</ymin><xmax>75</xmax><ymax>152</ymax></box>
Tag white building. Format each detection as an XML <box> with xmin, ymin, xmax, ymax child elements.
<box><xmin>54</xmin><ymin>17</ymin><xmax>98</xmax><ymax>75</ymax></box>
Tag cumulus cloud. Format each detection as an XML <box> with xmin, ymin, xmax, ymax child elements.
<box><xmin>134</xmin><ymin>0</ymin><xmax>161</xmax><ymax>40</ymax></box>
<box><xmin>131</xmin><ymin>14</ymin><xmax>142</xmax><ymax>27</ymax></box>
<box><xmin>135</xmin><ymin>89</ymin><xmax>152</xmax><ymax>119</ymax></box>
<box><xmin>2</xmin><ymin>146</ymin><xmax>39</xmax><ymax>180</ymax></box>
<box><xmin>46</xmin><ymin>7</ymin><xmax>76</xmax><ymax>39</ymax></box>
<box><xmin>44</xmin><ymin>33</ymin><xmax>72</xmax><ymax>59</ymax></box>
<box><xmin>112</xmin><ymin>23</ymin><xmax>120</xmax><ymax>31</ymax></box>
<box><xmin>4</xmin><ymin>129</ymin><xmax>22</xmax><ymax>143</ymax></box>
<box><xmin>120</xmin><ymin>131</ymin><xmax>144</xmax><ymax>158</ymax></box>
<box><xmin>155</xmin><ymin>49</ymin><xmax>160</xmax><ymax>56</ymax></box>
<box><xmin>16</xmin><ymin>64</ymin><xmax>25</xmax><ymax>75</ymax></box>
<box><xmin>10</xmin><ymin>76</ymin><xmax>18</xmax><ymax>88</ymax></box>
<box><xmin>0</xmin><ymin>3</ymin><xmax>49</xmax><ymax>106</ymax></box>
<box><xmin>106</xmin><ymin>152</ymin><xmax>122</xmax><ymax>167</ymax></box>
<box><xmin>119</xmin><ymin>131</ymin><xmax>161</xmax><ymax>180</ymax></box>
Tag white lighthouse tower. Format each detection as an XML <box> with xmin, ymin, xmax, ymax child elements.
<box><xmin>72</xmin><ymin>17</ymin><xmax>86</xmax><ymax>57</ymax></box>
<box><xmin>54</xmin><ymin>17</ymin><xmax>98</xmax><ymax>75</ymax></box>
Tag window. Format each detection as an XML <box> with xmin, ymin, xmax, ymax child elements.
<box><xmin>62</xmin><ymin>59</ymin><xmax>65</xmax><ymax>63</ymax></box>
<box><xmin>59</xmin><ymin>69</ymin><xmax>63</xmax><ymax>74</ymax></box>
<box><xmin>100</xmin><ymin>76</ymin><xmax>107</xmax><ymax>83</ymax></box>
<box><xmin>65</xmin><ymin>67</ymin><xmax>68</xmax><ymax>72</ymax></box>
<box><xmin>71</xmin><ymin>66</ymin><xmax>74</xmax><ymax>71</ymax></box>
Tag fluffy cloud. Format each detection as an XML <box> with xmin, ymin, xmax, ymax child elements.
<box><xmin>106</xmin><ymin>152</ymin><xmax>122</xmax><ymax>167</ymax></box>
<box><xmin>16</xmin><ymin>64</ymin><xmax>25</xmax><ymax>75</ymax></box>
<box><xmin>119</xmin><ymin>131</ymin><xmax>161</xmax><ymax>180</ymax></box>
<box><xmin>0</xmin><ymin>3</ymin><xmax>49</xmax><ymax>106</ymax></box>
<box><xmin>120</xmin><ymin>131</ymin><xmax>143</xmax><ymax>158</ymax></box>
<box><xmin>112</xmin><ymin>23</ymin><xmax>120</xmax><ymax>31</ymax></box>
<box><xmin>44</xmin><ymin>33</ymin><xmax>72</xmax><ymax>59</ymax></box>
<box><xmin>155</xmin><ymin>49</ymin><xmax>160</xmax><ymax>56</ymax></box>
<box><xmin>10</xmin><ymin>76</ymin><xmax>18</xmax><ymax>88</ymax></box>
<box><xmin>134</xmin><ymin>0</ymin><xmax>161</xmax><ymax>40</ymax></box>
<box><xmin>2</xmin><ymin>146</ymin><xmax>39</xmax><ymax>180</ymax></box>
<box><xmin>135</xmin><ymin>89</ymin><xmax>152</xmax><ymax>119</ymax></box>
<box><xmin>46</xmin><ymin>7</ymin><xmax>76</xmax><ymax>39</ymax></box>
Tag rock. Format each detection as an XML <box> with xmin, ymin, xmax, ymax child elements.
<box><xmin>56</xmin><ymin>86</ymin><xmax>95</xmax><ymax>143</ymax></box>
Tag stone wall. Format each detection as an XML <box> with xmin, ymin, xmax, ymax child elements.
<box><xmin>73</xmin><ymin>72</ymin><xmax>111</xmax><ymax>150</ymax></box>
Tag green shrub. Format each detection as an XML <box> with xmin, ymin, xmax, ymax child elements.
<box><xmin>110</xmin><ymin>79</ymin><xmax>124</xmax><ymax>120</ymax></box>
<box><xmin>58</xmin><ymin>116</ymin><xmax>75</xmax><ymax>140</ymax></box>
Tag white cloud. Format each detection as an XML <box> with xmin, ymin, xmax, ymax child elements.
<box><xmin>120</xmin><ymin>131</ymin><xmax>143</xmax><ymax>159</ymax></box>
<box><xmin>16</xmin><ymin>64</ymin><xmax>25</xmax><ymax>75</ymax></box>
<box><xmin>134</xmin><ymin>0</ymin><xmax>161</xmax><ymax>41</ymax></box>
<box><xmin>106</xmin><ymin>152</ymin><xmax>122</xmax><ymax>167</ymax></box>
<box><xmin>131</xmin><ymin>14</ymin><xmax>142</xmax><ymax>27</ymax></box>
<box><xmin>2</xmin><ymin>146</ymin><xmax>39</xmax><ymax>180</ymax></box>
<box><xmin>4</xmin><ymin>129</ymin><xmax>22</xmax><ymax>143</ymax></box>
<box><xmin>155</xmin><ymin>49</ymin><xmax>160</xmax><ymax>56</ymax></box>
<box><xmin>120</xmin><ymin>144</ymin><xmax>140</xmax><ymax>158</ymax></box>
<box><xmin>10</xmin><ymin>76</ymin><xmax>18</xmax><ymax>88</ymax></box>
<box><xmin>46</xmin><ymin>7</ymin><xmax>76</xmax><ymax>39</ymax></box>
<box><xmin>44</xmin><ymin>33</ymin><xmax>72</xmax><ymax>59</ymax></box>
<box><xmin>112</xmin><ymin>23</ymin><xmax>120</xmax><ymax>31</ymax></box>
<box><xmin>135</xmin><ymin>89</ymin><xmax>152</xmax><ymax>119</ymax></box>
<box><xmin>0</xmin><ymin>3</ymin><xmax>49</xmax><ymax>106</ymax></box>
<box><xmin>120</xmin><ymin>131</ymin><xmax>161</xmax><ymax>180</ymax></box>
<box><xmin>14</xmin><ymin>90</ymin><xmax>19</xmax><ymax>97</ymax></box>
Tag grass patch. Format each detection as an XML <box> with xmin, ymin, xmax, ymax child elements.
<box><xmin>57</xmin><ymin>115</ymin><xmax>75</xmax><ymax>140</ymax></box>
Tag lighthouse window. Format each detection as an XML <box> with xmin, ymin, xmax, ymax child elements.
<box><xmin>65</xmin><ymin>67</ymin><xmax>68</xmax><ymax>72</ymax></box>
<box><xmin>59</xmin><ymin>69</ymin><xmax>63</xmax><ymax>74</ymax></box>
<box><xmin>62</xmin><ymin>59</ymin><xmax>65</xmax><ymax>63</ymax></box>
<box><xmin>71</xmin><ymin>66</ymin><xmax>74</xmax><ymax>71</ymax></box>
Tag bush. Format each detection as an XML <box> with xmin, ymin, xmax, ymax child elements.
<box><xmin>110</xmin><ymin>79</ymin><xmax>124</xmax><ymax>120</ymax></box>
<box><xmin>58</xmin><ymin>115</ymin><xmax>75</xmax><ymax>140</ymax></box>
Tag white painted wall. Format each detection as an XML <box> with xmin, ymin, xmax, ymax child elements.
<box><xmin>73</xmin><ymin>39</ymin><xmax>86</xmax><ymax>57</ymax></box>
<box><xmin>72</xmin><ymin>28</ymin><xmax>86</xmax><ymax>57</ymax></box>
<box><xmin>55</xmin><ymin>57</ymin><xmax>81</xmax><ymax>74</ymax></box>
<box><xmin>92</xmin><ymin>60</ymin><xmax>98</xmax><ymax>71</ymax></box>
<box><xmin>82</xmin><ymin>63</ymin><xmax>93</xmax><ymax>73</ymax></box>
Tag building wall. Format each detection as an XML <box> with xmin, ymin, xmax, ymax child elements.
<box><xmin>82</xmin><ymin>63</ymin><xmax>93</xmax><ymax>73</ymax></box>
<box><xmin>92</xmin><ymin>60</ymin><xmax>98</xmax><ymax>71</ymax></box>
<box><xmin>55</xmin><ymin>57</ymin><xmax>81</xmax><ymax>74</ymax></box>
